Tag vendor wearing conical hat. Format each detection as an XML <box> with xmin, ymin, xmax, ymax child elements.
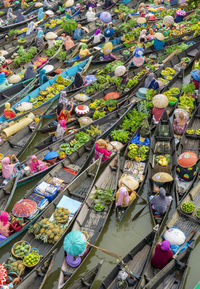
<box><xmin>152</xmin><ymin>94</ymin><xmax>168</xmax><ymax>124</ymax></box>
<box><xmin>153</xmin><ymin>33</ymin><xmax>165</xmax><ymax>51</ymax></box>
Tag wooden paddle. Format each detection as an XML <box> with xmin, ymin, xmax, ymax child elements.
<box><xmin>162</xmin><ymin>49</ymin><xmax>180</xmax><ymax>64</ymax></box>
<box><xmin>132</xmin><ymin>192</ymin><xmax>159</xmax><ymax>221</ymax></box>
<box><xmin>173</xmin><ymin>230</ymin><xmax>195</xmax><ymax>259</ymax></box>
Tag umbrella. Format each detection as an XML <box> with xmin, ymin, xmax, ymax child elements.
<box><xmin>43</xmin><ymin>151</ymin><xmax>59</xmax><ymax>160</ymax></box>
<box><xmin>177</xmin><ymin>152</ymin><xmax>198</xmax><ymax>168</ymax></box>
<box><xmin>0</xmin><ymin>264</ymin><xmax>7</xmax><ymax>285</ymax></box>
<box><xmin>145</xmin><ymin>13</ymin><xmax>156</xmax><ymax>21</ymax></box>
<box><xmin>163</xmin><ymin>15</ymin><xmax>174</xmax><ymax>26</ymax></box>
<box><xmin>63</xmin><ymin>231</ymin><xmax>87</xmax><ymax>256</ymax></box>
<box><xmin>137</xmin><ymin>17</ymin><xmax>146</xmax><ymax>25</ymax></box>
<box><xmin>192</xmin><ymin>70</ymin><xmax>200</xmax><ymax>82</ymax></box>
<box><xmin>152</xmin><ymin>94</ymin><xmax>168</xmax><ymax>108</ymax></box>
<box><xmin>84</xmin><ymin>75</ymin><xmax>97</xmax><ymax>84</ymax></box>
<box><xmin>100</xmin><ymin>12</ymin><xmax>112</xmax><ymax>23</ymax></box>
<box><xmin>12</xmin><ymin>199</ymin><xmax>37</xmax><ymax>218</ymax></box>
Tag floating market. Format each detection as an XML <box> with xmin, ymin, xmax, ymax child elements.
<box><xmin>1</xmin><ymin>0</ymin><xmax>200</xmax><ymax>288</ymax></box>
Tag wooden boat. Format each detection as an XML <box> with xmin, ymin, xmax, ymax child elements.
<box><xmin>143</xmin><ymin>243</ymin><xmax>194</xmax><ymax>289</ymax></box>
<box><xmin>0</xmin><ymin>59</ymin><xmax>91</xmax><ymax>123</ymax></box>
<box><xmin>139</xmin><ymin>181</ymin><xmax>200</xmax><ymax>289</ymax></box>
<box><xmin>97</xmin><ymin>232</ymin><xmax>156</xmax><ymax>289</ymax></box>
<box><xmin>176</xmin><ymin>105</ymin><xmax>200</xmax><ymax>204</ymax></box>
<box><xmin>0</xmin><ymin>176</ymin><xmax>18</xmax><ymax>211</ymax></box>
<box><xmin>0</xmin><ymin>100</ymin><xmax>54</xmax><ymax>159</ymax></box>
<box><xmin>115</xmin><ymin>130</ymin><xmax>149</xmax><ymax>221</ymax></box>
<box><xmin>0</xmin><ymin>14</ymin><xmax>38</xmax><ymax>32</ymax></box>
<box><xmin>70</xmin><ymin>260</ymin><xmax>103</xmax><ymax>289</ymax></box>
<box><xmin>148</xmin><ymin>110</ymin><xmax>176</xmax><ymax>232</ymax></box>
<box><xmin>17</xmin><ymin>248</ymin><xmax>57</xmax><ymax>289</ymax></box>
<box><xmin>58</xmin><ymin>155</ymin><xmax>119</xmax><ymax>289</ymax></box>
<box><xmin>0</xmin><ymin>140</ymin><xmax>101</xmax><ymax>249</ymax></box>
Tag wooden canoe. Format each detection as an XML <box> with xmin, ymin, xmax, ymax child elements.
<box><xmin>0</xmin><ymin>15</ymin><xmax>38</xmax><ymax>32</ymax></box>
<box><xmin>148</xmin><ymin>110</ymin><xmax>176</xmax><ymax>233</ymax></box>
<box><xmin>0</xmin><ymin>159</ymin><xmax>101</xmax><ymax>273</ymax></box>
<box><xmin>0</xmin><ymin>140</ymin><xmax>101</xmax><ymax>249</ymax></box>
<box><xmin>176</xmin><ymin>105</ymin><xmax>200</xmax><ymax>204</ymax></box>
<box><xmin>58</xmin><ymin>154</ymin><xmax>120</xmax><ymax>289</ymax></box>
<box><xmin>69</xmin><ymin>260</ymin><xmax>103</xmax><ymax>289</ymax></box>
<box><xmin>16</xmin><ymin>248</ymin><xmax>57</xmax><ymax>289</ymax></box>
<box><xmin>98</xmin><ymin>232</ymin><xmax>156</xmax><ymax>289</ymax></box>
<box><xmin>139</xmin><ymin>181</ymin><xmax>200</xmax><ymax>289</ymax></box>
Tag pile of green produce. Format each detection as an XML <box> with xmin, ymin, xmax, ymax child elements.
<box><xmin>126</xmin><ymin>69</ymin><xmax>147</xmax><ymax>89</ymax></box>
<box><xmin>178</xmin><ymin>95</ymin><xmax>195</xmax><ymax>115</ymax></box>
<box><xmin>93</xmin><ymin>187</ymin><xmax>114</xmax><ymax>204</ymax></box>
<box><xmin>164</xmin><ymin>88</ymin><xmax>180</xmax><ymax>97</ymax></box>
<box><xmin>14</xmin><ymin>46</ymin><xmax>37</xmax><ymax>66</ymax></box>
<box><xmin>128</xmin><ymin>144</ymin><xmax>149</xmax><ymax>161</ymax></box>
<box><xmin>111</xmin><ymin>130</ymin><xmax>130</xmax><ymax>143</ymax></box>
<box><xmin>121</xmin><ymin>108</ymin><xmax>147</xmax><ymax>132</ymax></box>
<box><xmin>85</xmin><ymin>125</ymin><xmax>102</xmax><ymax>137</ymax></box>
<box><xmin>23</xmin><ymin>252</ymin><xmax>40</xmax><ymax>267</ymax></box>
<box><xmin>66</xmin><ymin>148</ymin><xmax>75</xmax><ymax>155</ymax></box>
<box><xmin>75</xmin><ymin>131</ymin><xmax>90</xmax><ymax>143</ymax></box>
<box><xmin>181</xmin><ymin>202</ymin><xmax>195</xmax><ymax>213</ymax></box>
<box><xmin>44</xmin><ymin>42</ymin><xmax>61</xmax><ymax>57</ymax></box>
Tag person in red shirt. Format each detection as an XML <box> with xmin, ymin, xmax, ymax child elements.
<box><xmin>151</xmin><ymin>240</ymin><xmax>173</xmax><ymax>269</ymax></box>
<box><xmin>4</xmin><ymin>102</ymin><xmax>16</xmax><ymax>120</ymax></box>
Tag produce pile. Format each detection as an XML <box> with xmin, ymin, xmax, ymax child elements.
<box><xmin>93</xmin><ymin>187</ymin><xmax>114</xmax><ymax>205</ymax></box>
<box><xmin>128</xmin><ymin>144</ymin><xmax>149</xmax><ymax>161</ymax></box>
<box><xmin>53</xmin><ymin>207</ymin><xmax>70</xmax><ymax>224</ymax></box>
<box><xmin>12</xmin><ymin>242</ymin><xmax>31</xmax><ymax>258</ymax></box>
<box><xmin>181</xmin><ymin>202</ymin><xmax>195</xmax><ymax>213</ymax></box>
<box><xmin>23</xmin><ymin>252</ymin><xmax>40</xmax><ymax>267</ymax></box>
<box><xmin>28</xmin><ymin>218</ymin><xmax>65</xmax><ymax>244</ymax></box>
<box><xmin>155</xmin><ymin>155</ymin><xmax>170</xmax><ymax>167</ymax></box>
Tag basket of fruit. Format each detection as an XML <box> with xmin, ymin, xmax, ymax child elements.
<box><xmin>196</xmin><ymin>208</ymin><xmax>200</xmax><ymax>219</ymax></box>
<box><xmin>11</xmin><ymin>241</ymin><xmax>31</xmax><ymax>259</ymax></box>
<box><xmin>181</xmin><ymin>202</ymin><xmax>195</xmax><ymax>214</ymax></box>
<box><xmin>23</xmin><ymin>252</ymin><xmax>40</xmax><ymax>268</ymax></box>
<box><xmin>54</xmin><ymin>207</ymin><xmax>70</xmax><ymax>224</ymax></box>
<box><xmin>60</xmin><ymin>143</ymin><xmax>70</xmax><ymax>151</ymax></box>
<box><xmin>196</xmin><ymin>129</ymin><xmax>200</xmax><ymax>136</ymax></box>
<box><xmin>94</xmin><ymin>203</ymin><xmax>105</xmax><ymax>212</ymax></box>
<box><xmin>168</xmin><ymin>97</ymin><xmax>178</xmax><ymax>106</ymax></box>
<box><xmin>186</xmin><ymin>129</ymin><xmax>195</xmax><ymax>136</ymax></box>
<box><xmin>74</xmin><ymin>143</ymin><xmax>83</xmax><ymax>150</ymax></box>
<box><xmin>65</xmin><ymin>147</ymin><xmax>75</xmax><ymax>155</ymax></box>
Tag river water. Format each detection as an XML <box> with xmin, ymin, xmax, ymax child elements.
<box><xmin>0</xmin><ymin>69</ymin><xmax>200</xmax><ymax>289</ymax></box>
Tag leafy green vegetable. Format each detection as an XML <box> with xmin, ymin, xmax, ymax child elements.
<box><xmin>111</xmin><ymin>130</ymin><xmax>130</xmax><ymax>143</ymax></box>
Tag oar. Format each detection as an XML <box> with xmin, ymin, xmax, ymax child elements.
<box><xmin>173</xmin><ymin>230</ymin><xmax>195</xmax><ymax>259</ymax></box>
<box><xmin>132</xmin><ymin>192</ymin><xmax>159</xmax><ymax>221</ymax></box>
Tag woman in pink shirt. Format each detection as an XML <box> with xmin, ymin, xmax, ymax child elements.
<box><xmin>94</xmin><ymin>139</ymin><xmax>112</xmax><ymax>162</ymax></box>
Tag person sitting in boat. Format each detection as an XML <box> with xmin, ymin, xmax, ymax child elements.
<box><xmin>145</xmin><ymin>73</ymin><xmax>159</xmax><ymax>91</ymax></box>
<box><xmin>56</xmin><ymin>103</ymin><xmax>64</xmax><ymax>120</ymax></box>
<box><xmin>116</xmin><ymin>186</ymin><xmax>136</xmax><ymax>208</ymax></box>
<box><xmin>0</xmin><ymin>211</ymin><xmax>10</xmax><ymax>240</ymax></box>
<box><xmin>26</xmin><ymin>21</ymin><xmax>35</xmax><ymax>36</ymax></box>
<box><xmin>114</xmin><ymin>65</ymin><xmax>128</xmax><ymax>84</ymax></box>
<box><xmin>64</xmin><ymin>36</ymin><xmax>75</xmax><ymax>51</ymax></box>
<box><xmin>55</xmin><ymin>119</ymin><xmax>67</xmax><ymax>140</ymax></box>
<box><xmin>94</xmin><ymin>139</ymin><xmax>112</xmax><ymax>162</ymax></box>
<box><xmin>93</xmin><ymin>29</ymin><xmax>104</xmax><ymax>44</ymax></box>
<box><xmin>23</xmin><ymin>65</ymin><xmax>36</xmax><ymax>81</ymax></box>
<box><xmin>29</xmin><ymin>155</ymin><xmax>48</xmax><ymax>173</ymax></box>
<box><xmin>0</xmin><ymin>72</ymin><xmax>11</xmax><ymax>92</ymax></box>
<box><xmin>36</xmin><ymin>29</ymin><xmax>44</xmax><ymax>47</ymax></box>
<box><xmin>153</xmin><ymin>33</ymin><xmax>165</xmax><ymax>51</ymax></box>
<box><xmin>150</xmin><ymin>187</ymin><xmax>172</xmax><ymax>215</ymax></box>
<box><xmin>86</xmin><ymin>0</ymin><xmax>97</xmax><ymax>10</ymax></box>
<box><xmin>16</xmin><ymin>9</ymin><xmax>25</xmax><ymax>23</ymax></box>
<box><xmin>86</xmin><ymin>7</ymin><xmax>96</xmax><ymax>22</ymax></box>
<box><xmin>4</xmin><ymin>102</ymin><xmax>16</xmax><ymax>120</ymax></box>
<box><xmin>57</xmin><ymin>101</ymin><xmax>74</xmax><ymax>122</ymax></box>
<box><xmin>1</xmin><ymin>155</ymin><xmax>23</xmax><ymax>184</ymax></box>
<box><xmin>102</xmin><ymin>42</ymin><xmax>117</xmax><ymax>61</ymax></box>
<box><xmin>73</xmin><ymin>24</ymin><xmax>85</xmax><ymax>40</ymax></box>
<box><xmin>79</xmin><ymin>44</ymin><xmax>90</xmax><ymax>58</ymax></box>
<box><xmin>103</xmin><ymin>0</ymin><xmax>113</xmax><ymax>9</ymax></box>
<box><xmin>151</xmin><ymin>240</ymin><xmax>173</xmax><ymax>269</ymax></box>
<box><xmin>38</xmin><ymin>7</ymin><xmax>45</xmax><ymax>21</ymax></box>
<box><xmin>66</xmin><ymin>247</ymin><xmax>88</xmax><ymax>268</ymax></box>
<box><xmin>7</xmin><ymin>8</ymin><xmax>16</xmax><ymax>23</ymax></box>
<box><xmin>128</xmin><ymin>48</ymin><xmax>146</xmax><ymax>69</ymax></box>
<box><xmin>172</xmin><ymin>110</ymin><xmax>188</xmax><ymax>136</ymax></box>
<box><xmin>191</xmin><ymin>70</ymin><xmax>200</xmax><ymax>90</ymax></box>
<box><xmin>39</xmin><ymin>69</ymin><xmax>49</xmax><ymax>86</ymax></box>
<box><xmin>104</xmin><ymin>26</ymin><xmax>115</xmax><ymax>42</ymax></box>
<box><xmin>73</xmin><ymin>72</ymin><xmax>84</xmax><ymax>88</ymax></box>
<box><xmin>152</xmin><ymin>94</ymin><xmax>168</xmax><ymax>124</ymax></box>
<box><xmin>138</xmin><ymin>2</ymin><xmax>146</xmax><ymax>17</ymax></box>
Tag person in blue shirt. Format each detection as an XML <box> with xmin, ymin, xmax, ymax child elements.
<box><xmin>73</xmin><ymin>24</ymin><xmax>85</xmax><ymax>40</ymax></box>
<box><xmin>39</xmin><ymin>69</ymin><xmax>49</xmax><ymax>85</ymax></box>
